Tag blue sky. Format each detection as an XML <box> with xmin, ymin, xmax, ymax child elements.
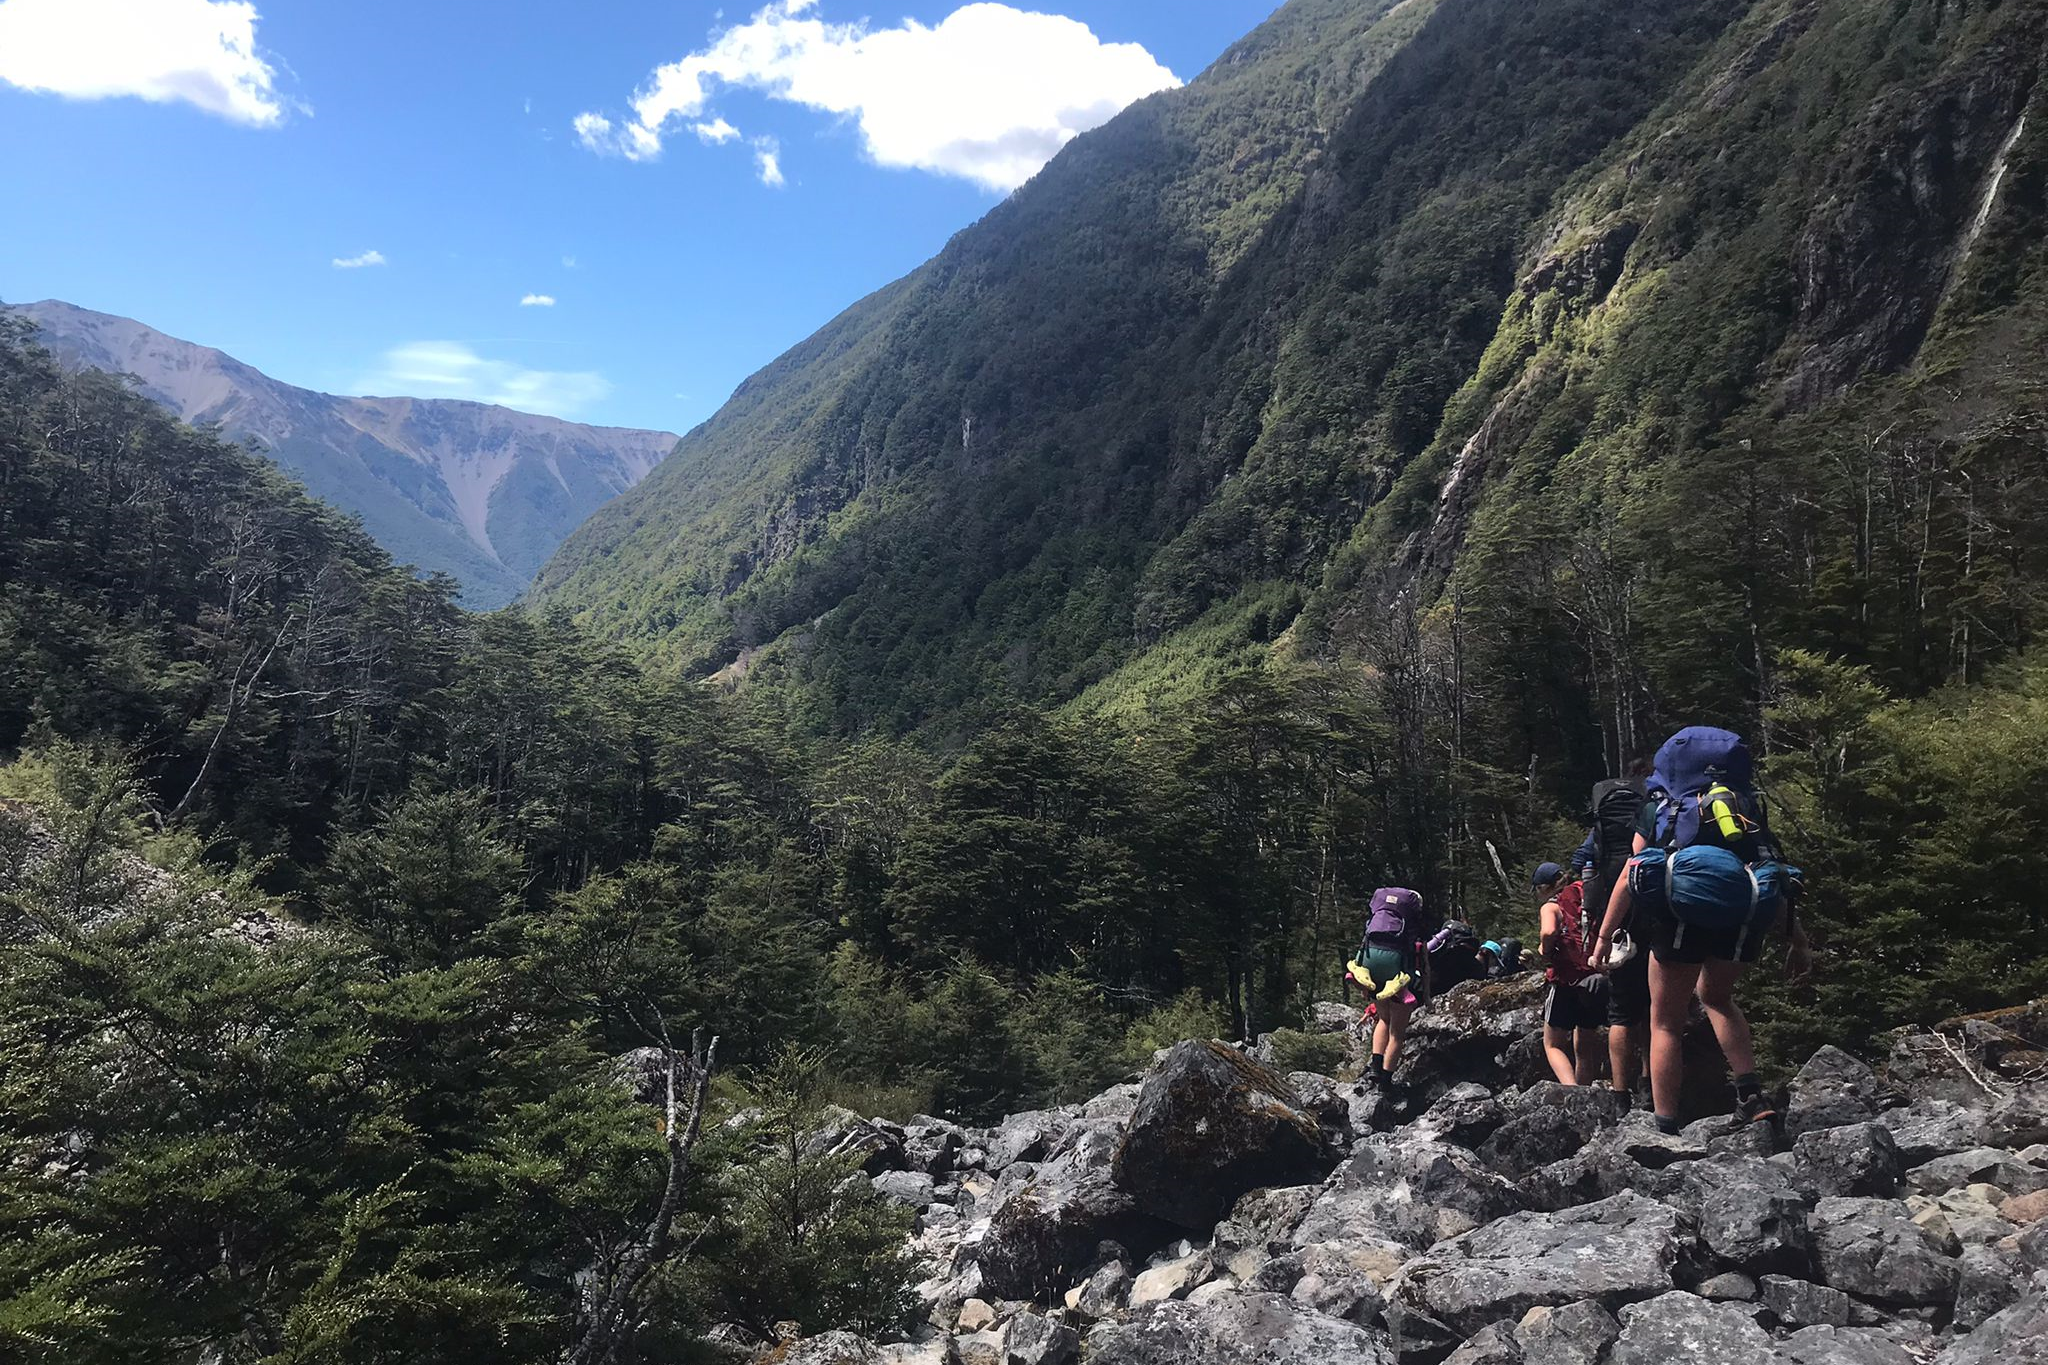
<box><xmin>0</xmin><ymin>0</ymin><xmax>1276</xmax><ymax>433</ymax></box>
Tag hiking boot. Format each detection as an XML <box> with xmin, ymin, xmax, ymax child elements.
<box><xmin>1735</xmin><ymin>1091</ymin><xmax>1779</xmax><ymax>1125</ymax></box>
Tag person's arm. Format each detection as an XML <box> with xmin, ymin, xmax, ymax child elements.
<box><xmin>1568</xmin><ymin>828</ymin><xmax>1598</xmax><ymax>875</ymax></box>
<box><xmin>1538</xmin><ymin>900</ymin><xmax>1564</xmax><ymax>966</ymax></box>
<box><xmin>1590</xmin><ymin>833</ymin><xmax>1649</xmax><ymax>964</ymax></box>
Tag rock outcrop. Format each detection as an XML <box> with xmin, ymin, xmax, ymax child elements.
<box><xmin>771</xmin><ymin>1001</ymin><xmax>2048</xmax><ymax>1365</ymax></box>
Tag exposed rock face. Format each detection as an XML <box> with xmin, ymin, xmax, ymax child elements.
<box><xmin>1112</xmin><ymin>1041</ymin><xmax>1334</xmax><ymax>1230</ymax></box>
<box><xmin>798</xmin><ymin>1007</ymin><xmax>2048</xmax><ymax>1365</ymax></box>
<box><xmin>1785</xmin><ymin>42</ymin><xmax>2042</xmax><ymax>406</ymax></box>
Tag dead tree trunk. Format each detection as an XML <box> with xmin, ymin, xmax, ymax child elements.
<box><xmin>564</xmin><ymin>1029</ymin><xmax>719</xmax><ymax>1365</ymax></box>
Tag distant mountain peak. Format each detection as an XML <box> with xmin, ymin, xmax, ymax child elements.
<box><xmin>10</xmin><ymin>300</ymin><xmax>676</xmax><ymax>608</ymax></box>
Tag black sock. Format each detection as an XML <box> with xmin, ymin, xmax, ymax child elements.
<box><xmin>1655</xmin><ymin>1114</ymin><xmax>1681</xmax><ymax>1136</ymax></box>
<box><xmin>1734</xmin><ymin>1072</ymin><xmax>1763</xmax><ymax>1101</ymax></box>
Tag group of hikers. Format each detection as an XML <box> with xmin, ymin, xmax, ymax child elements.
<box><xmin>1346</xmin><ymin>725</ymin><xmax>1811</xmax><ymax>1135</ymax></box>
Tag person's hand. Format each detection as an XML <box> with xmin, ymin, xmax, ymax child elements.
<box><xmin>1590</xmin><ymin>934</ymin><xmax>1613</xmax><ymax>973</ymax></box>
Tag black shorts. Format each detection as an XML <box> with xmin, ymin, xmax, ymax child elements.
<box><xmin>1606</xmin><ymin>946</ymin><xmax>1650</xmax><ymax>1025</ymax></box>
<box><xmin>1641</xmin><ymin>900</ymin><xmax>1775</xmax><ymax>966</ymax></box>
<box><xmin>1545</xmin><ymin>978</ymin><xmax>1608</xmax><ymax>1030</ymax></box>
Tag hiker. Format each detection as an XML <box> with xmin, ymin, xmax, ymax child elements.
<box><xmin>1348</xmin><ymin>886</ymin><xmax>1431</xmax><ymax>1089</ymax></box>
<box><xmin>1574</xmin><ymin>768</ymin><xmax>1652</xmax><ymax>1103</ymax></box>
<box><xmin>1534</xmin><ymin>862</ymin><xmax>1607</xmax><ymax>1086</ymax></box>
<box><xmin>1591</xmin><ymin>726</ymin><xmax>1813</xmax><ymax>1134</ymax></box>
<box><xmin>1490</xmin><ymin>937</ymin><xmax>1526</xmax><ymax>976</ymax></box>
<box><xmin>1426</xmin><ymin>918</ymin><xmax>1487</xmax><ymax>994</ymax></box>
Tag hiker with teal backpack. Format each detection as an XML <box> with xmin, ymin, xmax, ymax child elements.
<box><xmin>1591</xmin><ymin>727</ymin><xmax>1813</xmax><ymax>1135</ymax></box>
<box><xmin>1345</xmin><ymin>887</ymin><xmax>1431</xmax><ymax>1090</ymax></box>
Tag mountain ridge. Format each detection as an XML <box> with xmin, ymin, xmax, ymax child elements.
<box><xmin>533</xmin><ymin>0</ymin><xmax>2048</xmax><ymax>756</ymax></box>
<box><xmin>10</xmin><ymin>299</ymin><xmax>677</xmax><ymax>608</ymax></box>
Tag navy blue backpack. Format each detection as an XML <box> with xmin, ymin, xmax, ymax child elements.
<box><xmin>1631</xmin><ymin>727</ymin><xmax>1801</xmax><ymax>954</ymax></box>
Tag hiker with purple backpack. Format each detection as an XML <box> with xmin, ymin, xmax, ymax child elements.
<box><xmin>1350</xmin><ymin>886</ymin><xmax>1432</xmax><ymax>1090</ymax></box>
<box><xmin>1591</xmin><ymin>727</ymin><xmax>1813</xmax><ymax>1136</ymax></box>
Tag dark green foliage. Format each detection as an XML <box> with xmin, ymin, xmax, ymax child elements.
<box><xmin>1262</xmin><ymin>1029</ymin><xmax>1352</xmax><ymax>1078</ymax></box>
<box><xmin>320</xmin><ymin>789</ymin><xmax>523</xmax><ymax>967</ymax></box>
<box><xmin>684</xmin><ymin>1050</ymin><xmax>917</xmax><ymax>1339</ymax></box>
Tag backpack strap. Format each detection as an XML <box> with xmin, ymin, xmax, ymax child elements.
<box><xmin>1665</xmin><ymin>853</ymin><xmax>1683</xmax><ymax>951</ymax></box>
<box><xmin>1732</xmin><ymin>864</ymin><xmax>1763</xmax><ymax>960</ymax></box>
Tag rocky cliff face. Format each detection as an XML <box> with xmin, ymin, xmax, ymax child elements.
<box><xmin>752</xmin><ymin>982</ymin><xmax>2048</xmax><ymax>1365</ymax></box>
<box><xmin>10</xmin><ymin>300</ymin><xmax>675</xmax><ymax>608</ymax></box>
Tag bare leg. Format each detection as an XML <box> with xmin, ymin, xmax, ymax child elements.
<box><xmin>1371</xmin><ymin>1016</ymin><xmax>1389</xmax><ymax>1066</ymax></box>
<box><xmin>1694</xmin><ymin>958</ymin><xmax>1755</xmax><ymax>1075</ymax></box>
<box><xmin>1574</xmin><ymin>1026</ymin><xmax>1604</xmax><ymax>1086</ymax></box>
<box><xmin>1649</xmin><ymin>956</ymin><xmax>1703</xmax><ymax>1124</ymax></box>
<box><xmin>1379</xmin><ymin>997</ymin><xmax>1413</xmax><ymax>1073</ymax></box>
<box><xmin>1543</xmin><ymin>1024</ymin><xmax>1578</xmax><ymax>1085</ymax></box>
<box><xmin>1609</xmin><ymin>1022</ymin><xmax>1640</xmax><ymax>1093</ymax></box>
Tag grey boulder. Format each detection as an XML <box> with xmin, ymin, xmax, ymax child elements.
<box><xmin>1112</xmin><ymin>1041</ymin><xmax>1335</xmax><ymax>1230</ymax></box>
<box><xmin>1211</xmin><ymin>1184</ymin><xmax>1318</xmax><ymax>1280</ymax></box>
<box><xmin>1684</xmin><ymin>1157</ymin><xmax>1814</xmax><ymax>1277</ymax></box>
<box><xmin>1085</xmin><ymin>1291</ymin><xmax>1395</xmax><ymax>1365</ymax></box>
<box><xmin>873</xmin><ymin>1170</ymin><xmax>938</xmax><ymax>1208</ymax></box>
<box><xmin>1389</xmin><ymin>1191</ymin><xmax>1682</xmax><ymax>1336</ymax></box>
<box><xmin>1511</xmin><ymin>1300</ymin><xmax>1619</xmax><ymax>1365</ymax></box>
<box><xmin>1777</xmin><ymin>1325</ymin><xmax>1924</xmax><ymax>1365</ymax></box>
<box><xmin>977</xmin><ymin>1125</ymin><xmax>1164</xmax><ymax>1300</ymax></box>
<box><xmin>1000</xmin><ymin>1311</ymin><xmax>1079</xmax><ymax>1365</ymax></box>
<box><xmin>1608</xmin><ymin>1292</ymin><xmax>1776</xmax><ymax>1365</ymax></box>
<box><xmin>1936</xmin><ymin>1290</ymin><xmax>2048</xmax><ymax>1364</ymax></box>
<box><xmin>1809</xmin><ymin>1195</ymin><xmax>1961</xmax><ymax>1307</ymax></box>
<box><xmin>1296</xmin><ymin>1137</ymin><xmax>1524</xmax><ymax>1251</ymax></box>
<box><xmin>1905</xmin><ymin>1146</ymin><xmax>2048</xmax><ymax>1199</ymax></box>
<box><xmin>1440</xmin><ymin>1321</ymin><xmax>1521</xmax><ymax>1365</ymax></box>
<box><xmin>1786</xmin><ymin>1046</ymin><xmax>1896</xmax><ymax>1140</ymax></box>
<box><xmin>1757</xmin><ymin>1273</ymin><xmax>1851</xmax><ymax>1328</ymax></box>
<box><xmin>1792</xmin><ymin>1121</ymin><xmax>1904</xmax><ymax>1198</ymax></box>
<box><xmin>1476</xmin><ymin>1084</ymin><xmax>1630</xmax><ymax>1180</ymax></box>
<box><xmin>777</xmin><ymin>1331</ymin><xmax>883</xmax><ymax>1364</ymax></box>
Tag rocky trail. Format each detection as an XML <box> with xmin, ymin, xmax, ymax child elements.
<box><xmin>765</xmin><ymin>976</ymin><xmax>2048</xmax><ymax>1365</ymax></box>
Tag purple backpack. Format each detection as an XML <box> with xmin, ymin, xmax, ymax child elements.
<box><xmin>1366</xmin><ymin>887</ymin><xmax>1424</xmax><ymax>942</ymax></box>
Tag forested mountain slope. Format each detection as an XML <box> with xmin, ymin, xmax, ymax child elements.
<box><xmin>536</xmin><ymin>0</ymin><xmax>2048</xmax><ymax>753</ymax></box>
<box><xmin>13</xmin><ymin>300</ymin><xmax>674</xmax><ymax>607</ymax></box>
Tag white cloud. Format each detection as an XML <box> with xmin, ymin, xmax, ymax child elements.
<box><xmin>358</xmin><ymin>341</ymin><xmax>610</xmax><ymax>419</ymax></box>
<box><xmin>562</xmin><ymin>254</ymin><xmax>579</xmax><ymax>269</ymax></box>
<box><xmin>332</xmin><ymin>249</ymin><xmax>386</xmax><ymax>269</ymax></box>
<box><xmin>0</xmin><ymin>0</ymin><xmax>291</xmax><ymax>126</ymax></box>
<box><xmin>753</xmin><ymin>138</ymin><xmax>785</xmax><ymax>187</ymax></box>
<box><xmin>692</xmin><ymin>116</ymin><xmax>740</xmax><ymax>144</ymax></box>
<box><xmin>519</xmin><ymin>293</ymin><xmax>556</xmax><ymax>307</ymax></box>
<box><xmin>575</xmin><ymin>1</ymin><xmax>1180</xmax><ymax>192</ymax></box>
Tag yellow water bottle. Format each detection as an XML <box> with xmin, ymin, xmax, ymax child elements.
<box><xmin>1706</xmin><ymin>783</ymin><xmax>1745</xmax><ymax>841</ymax></box>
